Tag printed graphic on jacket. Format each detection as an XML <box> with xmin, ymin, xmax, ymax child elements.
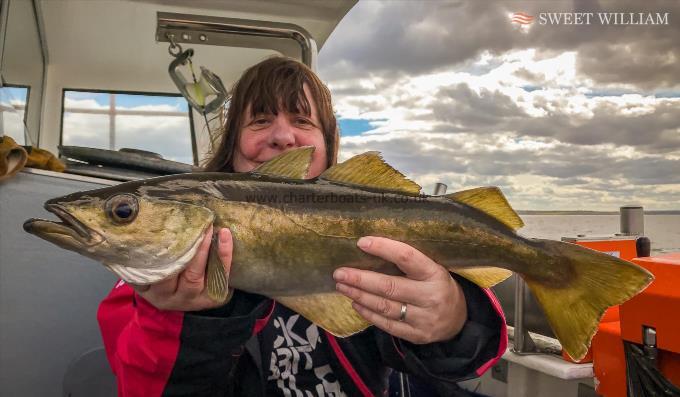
<box><xmin>262</xmin><ymin>305</ymin><xmax>347</xmax><ymax>397</ymax></box>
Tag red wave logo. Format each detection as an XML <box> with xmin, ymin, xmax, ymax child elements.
<box><xmin>511</xmin><ymin>12</ymin><xmax>534</xmax><ymax>25</ymax></box>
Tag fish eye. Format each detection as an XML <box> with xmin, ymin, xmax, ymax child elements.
<box><xmin>105</xmin><ymin>194</ymin><xmax>139</xmax><ymax>225</ymax></box>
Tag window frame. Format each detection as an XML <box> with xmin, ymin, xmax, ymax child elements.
<box><xmin>59</xmin><ymin>88</ymin><xmax>198</xmax><ymax>165</ymax></box>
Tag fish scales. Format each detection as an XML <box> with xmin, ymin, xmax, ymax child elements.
<box><xmin>23</xmin><ymin>148</ymin><xmax>654</xmax><ymax>361</ymax></box>
<box><xmin>130</xmin><ymin>176</ymin><xmax>537</xmax><ymax>295</ymax></box>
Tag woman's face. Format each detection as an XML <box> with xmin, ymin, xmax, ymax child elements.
<box><xmin>233</xmin><ymin>86</ymin><xmax>328</xmax><ymax>178</ymax></box>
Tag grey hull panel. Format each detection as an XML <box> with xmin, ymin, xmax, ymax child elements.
<box><xmin>0</xmin><ymin>170</ymin><xmax>118</xmax><ymax>396</ymax></box>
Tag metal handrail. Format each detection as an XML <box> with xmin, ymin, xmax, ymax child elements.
<box><xmin>156</xmin><ymin>12</ymin><xmax>318</xmax><ymax>70</ymax></box>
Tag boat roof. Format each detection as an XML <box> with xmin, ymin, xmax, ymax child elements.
<box><xmin>1</xmin><ymin>0</ymin><xmax>357</xmax><ymax>162</ymax></box>
<box><xmin>40</xmin><ymin>0</ymin><xmax>355</xmax><ymax>87</ymax></box>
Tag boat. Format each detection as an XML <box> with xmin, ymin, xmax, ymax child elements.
<box><xmin>0</xmin><ymin>1</ymin><xmax>356</xmax><ymax>395</ymax></box>
<box><xmin>1</xmin><ymin>1</ymin><xmax>677</xmax><ymax>396</ymax></box>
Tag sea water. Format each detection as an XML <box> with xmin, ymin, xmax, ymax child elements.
<box><xmin>519</xmin><ymin>214</ymin><xmax>680</xmax><ymax>254</ymax></box>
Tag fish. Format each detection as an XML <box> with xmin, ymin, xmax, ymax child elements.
<box><xmin>23</xmin><ymin>146</ymin><xmax>653</xmax><ymax>361</ymax></box>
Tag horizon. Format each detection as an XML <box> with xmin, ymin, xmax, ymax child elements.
<box><xmin>516</xmin><ymin>209</ymin><xmax>680</xmax><ymax>213</ymax></box>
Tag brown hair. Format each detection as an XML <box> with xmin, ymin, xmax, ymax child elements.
<box><xmin>204</xmin><ymin>56</ymin><xmax>339</xmax><ymax>172</ymax></box>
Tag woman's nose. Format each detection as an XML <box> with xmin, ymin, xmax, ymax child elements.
<box><xmin>268</xmin><ymin>117</ymin><xmax>296</xmax><ymax>149</ymax></box>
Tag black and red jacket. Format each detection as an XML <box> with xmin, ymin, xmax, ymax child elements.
<box><xmin>98</xmin><ymin>274</ymin><xmax>507</xmax><ymax>397</ymax></box>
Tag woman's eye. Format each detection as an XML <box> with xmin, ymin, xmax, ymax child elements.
<box><xmin>253</xmin><ymin>118</ymin><xmax>269</xmax><ymax>125</ymax></box>
<box><xmin>295</xmin><ymin>118</ymin><xmax>311</xmax><ymax>126</ymax></box>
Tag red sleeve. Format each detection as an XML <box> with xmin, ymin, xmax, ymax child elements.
<box><xmin>97</xmin><ymin>281</ymin><xmax>274</xmax><ymax>397</ymax></box>
<box><xmin>97</xmin><ymin>281</ymin><xmax>184</xmax><ymax>397</ymax></box>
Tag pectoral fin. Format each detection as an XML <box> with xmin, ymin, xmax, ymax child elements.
<box><xmin>449</xmin><ymin>267</ymin><xmax>513</xmax><ymax>288</ymax></box>
<box><xmin>206</xmin><ymin>232</ymin><xmax>231</xmax><ymax>303</ymax></box>
<box><xmin>275</xmin><ymin>293</ymin><xmax>370</xmax><ymax>337</ymax></box>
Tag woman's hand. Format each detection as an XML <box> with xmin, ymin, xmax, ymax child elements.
<box><xmin>131</xmin><ymin>226</ymin><xmax>233</xmax><ymax>312</ymax></box>
<box><xmin>333</xmin><ymin>236</ymin><xmax>467</xmax><ymax>344</ymax></box>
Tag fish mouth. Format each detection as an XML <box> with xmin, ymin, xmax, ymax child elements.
<box><xmin>23</xmin><ymin>203</ymin><xmax>104</xmax><ymax>247</ymax></box>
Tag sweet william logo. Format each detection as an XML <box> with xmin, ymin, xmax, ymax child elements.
<box><xmin>509</xmin><ymin>11</ymin><xmax>670</xmax><ymax>27</ymax></box>
<box><xmin>511</xmin><ymin>12</ymin><xmax>535</xmax><ymax>25</ymax></box>
<box><xmin>537</xmin><ymin>12</ymin><xmax>669</xmax><ymax>25</ymax></box>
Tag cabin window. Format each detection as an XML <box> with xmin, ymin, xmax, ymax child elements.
<box><xmin>61</xmin><ymin>90</ymin><xmax>196</xmax><ymax>164</ymax></box>
<box><xmin>0</xmin><ymin>86</ymin><xmax>30</xmax><ymax>145</ymax></box>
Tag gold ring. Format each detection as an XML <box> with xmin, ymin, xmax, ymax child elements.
<box><xmin>399</xmin><ymin>303</ymin><xmax>407</xmax><ymax>322</ymax></box>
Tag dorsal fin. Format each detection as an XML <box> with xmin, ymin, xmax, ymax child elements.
<box><xmin>319</xmin><ymin>151</ymin><xmax>421</xmax><ymax>195</ymax></box>
<box><xmin>252</xmin><ymin>146</ymin><xmax>314</xmax><ymax>179</ymax></box>
<box><xmin>446</xmin><ymin>187</ymin><xmax>524</xmax><ymax>230</ymax></box>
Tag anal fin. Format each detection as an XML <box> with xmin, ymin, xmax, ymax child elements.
<box><xmin>275</xmin><ymin>293</ymin><xmax>370</xmax><ymax>337</ymax></box>
<box><xmin>449</xmin><ymin>266</ymin><xmax>513</xmax><ymax>288</ymax></box>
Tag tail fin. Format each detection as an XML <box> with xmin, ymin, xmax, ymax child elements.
<box><xmin>524</xmin><ymin>240</ymin><xmax>653</xmax><ymax>361</ymax></box>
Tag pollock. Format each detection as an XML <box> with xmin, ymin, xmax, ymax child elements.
<box><xmin>24</xmin><ymin>147</ymin><xmax>653</xmax><ymax>361</ymax></box>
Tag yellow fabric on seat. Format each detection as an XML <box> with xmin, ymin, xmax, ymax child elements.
<box><xmin>0</xmin><ymin>135</ymin><xmax>28</xmax><ymax>182</ymax></box>
<box><xmin>25</xmin><ymin>146</ymin><xmax>66</xmax><ymax>172</ymax></box>
<box><xmin>0</xmin><ymin>136</ymin><xmax>66</xmax><ymax>182</ymax></box>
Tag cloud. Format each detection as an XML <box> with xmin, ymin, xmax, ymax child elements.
<box><xmin>62</xmin><ymin>98</ymin><xmax>194</xmax><ymax>163</ymax></box>
<box><xmin>505</xmin><ymin>97</ymin><xmax>680</xmax><ymax>152</ymax></box>
<box><xmin>319</xmin><ymin>1</ymin><xmax>516</xmax><ymax>79</ymax></box>
<box><xmin>335</xmin><ymin>122</ymin><xmax>679</xmax><ymax>210</ymax></box>
<box><xmin>319</xmin><ymin>0</ymin><xmax>680</xmax><ymax>90</ymax></box>
<box><xmin>431</xmin><ymin>84</ymin><xmax>528</xmax><ymax>128</ymax></box>
<box><xmin>317</xmin><ymin>2</ymin><xmax>679</xmax><ymax>209</ymax></box>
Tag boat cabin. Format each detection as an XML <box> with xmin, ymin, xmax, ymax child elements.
<box><xmin>0</xmin><ymin>1</ymin><xmax>355</xmax><ymax>395</ymax></box>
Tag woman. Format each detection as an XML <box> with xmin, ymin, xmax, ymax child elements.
<box><xmin>98</xmin><ymin>57</ymin><xmax>506</xmax><ymax>397</ymax></box>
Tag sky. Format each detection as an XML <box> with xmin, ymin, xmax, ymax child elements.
<box><xmin>0</xmin><ymin>87</ymin><xmax>28</xmax><ymax>143</ymax></box>
<box><xmin>4</xmin><ymin>0</ymin><xmax>676</xmax><ymax>211</ymax></box>
<box><xmin>61</xmin><ymin>91</ymin><xmax>194</xmax><ymax>164</ymax></box>
<box><xmin>317</xmin><ymin>0</ymin><xmax>680</xmax><ymax>211</ymax></box>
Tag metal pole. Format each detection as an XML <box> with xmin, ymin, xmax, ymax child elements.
<box><xmin>512</xmin><ymin>275</ymin><xmax>536</xmax><ymax>354</ymax></box>
<box><xmin>109</xmin><ymin>94</ymin><xmax>116</xmax><ymax>150</ymax></box>
<box><xmin>620</xmin><ymin>205</ymin><xmax>644</xmax><ymax>235</ymax></box>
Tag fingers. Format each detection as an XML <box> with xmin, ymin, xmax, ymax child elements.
<box><xmin>345</xmin><ymin>281</ymin><xmax>465</xmax><ymax>344</ymax></box>
<box><xmin>334</xmin><ymin>268</ymin><xmax>428</xmax><ymax>308</ymax></box>
<box><xmin>351</xmin><ymin>302</ymin><xmax>426</xmax><ymax>344</ymax></box>
<box><xmin>176</xmin><ymin>225</ymin><xmax>213</xmax><ymax>299</ymax></box>
<box><xmin>130</xmin><ymin>283</ymin><xmax>150</xmax><ymax>293</ymax></box>
<box><xmin>336</xmin><ymin>282</ymin><xmax>414</xmax><ymax>321</ymax></box>
<box><xmin>356</xmin><ymin>237</ymin><xmax>443</xmax><ymax>281</ymax></box>
<box><xmin>133</xmin><ymin>226</ymin><xmax>236</xmax><ymax>312</ymax></box>
<box><xmin>336</xmin><ymin>236</ymin><xmax>468</xmax><ymax>344</ymax></box>
<box><xmin>141</xmin><ymin>274</ymin><xmax>179</xmax><ymax>299</ymax></box>
<box><xmin>217</xmin><ymin>228</ymin><xmax>233</xmax><ymax>277</ymax></box>
<box><xmin>131</xmin><ymin>272</ymin><xmax>179</xmax><ymax>307</ymax></box>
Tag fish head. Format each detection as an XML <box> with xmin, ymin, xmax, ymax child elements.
<box><xmin>24</xmin><ymin>190</ymin><xmax>215</xmax><ymax>284</ymax></box>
